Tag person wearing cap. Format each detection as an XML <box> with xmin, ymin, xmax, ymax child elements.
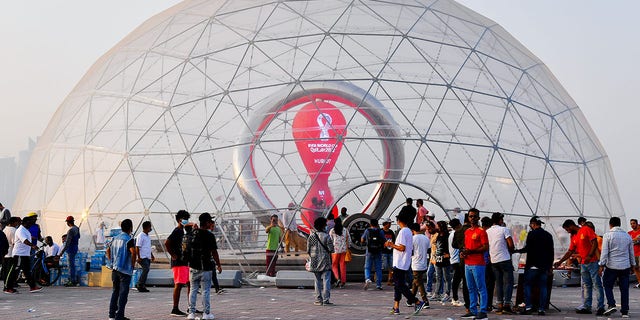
<box><xmin>186</xmin><ymin>212</ymin><xmax>221</xmax><ymax>320</ymax></box>
<box><xmin>57</xmin><ymin>215</ymin><xmax>81</xmax><ymax>287</ymax></box>
<box><xmin>4</xmin><ymin>212</ymin><xmax>42</xmax><ymax>293</ymax></box>
<box><xmin>381</xmin><ymin>218</ymin><xmax>396</xmax><ymax>286</ymax></box>
<box><xmin>554</xmin><ymin>219</ymin><xmax>605</xmax><ymax>315</ymax></box>
<box><xmin>514</xmin><ymin>216</ymin><xmax>554</xmax><ymax>315</ymax></box>
<box><xmin>486</xmin><ymin>212</ymin><xmax>515</xmax><ymax>314</ymax></box>
<box><xmin>106</xmin><ymin>218</ymin><xmax>135</xmax><ymax>320</ymax></box>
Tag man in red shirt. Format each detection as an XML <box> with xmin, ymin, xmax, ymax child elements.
<box><xmin>629</xmin><ymin>219</ymin><xmax>640</xmax><ymax>288</ymax></box>
<box><xmin>555</xmin><ymin>219</ymin><xmax>604</xmax><ymax>315</ymax></box>
<box><xmin>460</xmin><ymin>208</ymin><xmax>489</xmax><ymax>320</ymax></box>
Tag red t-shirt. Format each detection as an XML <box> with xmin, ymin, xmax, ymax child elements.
<box><xmin>569</xmin><ymin>227</ymin><xmax>598</xmax><ymax>264</ymax></box>
<box><xmin>629</xmin><ymin>229</ymin><xmax>640</xmax><ymax>257</ymax></box>
<box><xmin>464</xmin><ymin>226</ymin><xmax>489</xmax><ymax>266</ymax></box>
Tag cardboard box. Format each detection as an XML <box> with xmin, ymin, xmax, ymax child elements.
<box><xmin>87</xmin><ymin>272</ymin><xmax>101</xmax><ymax>287</ymax></box>
<box><xmin>100</xmin><ymin>266</ymin><xmax>113</xmax><ymax>287</ymax></box>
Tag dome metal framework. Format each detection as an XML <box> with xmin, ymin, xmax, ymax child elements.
<box><xmin>15</xmin><ymin>0</ymin><xmax>623</xmax><ymax>255</ymax></box>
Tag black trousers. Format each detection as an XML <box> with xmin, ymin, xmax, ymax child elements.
<box><xmin>452</xmin><ymin>262</ymin><xmax>470</xmax><ymax>308</ymax></box>
<box><xmin>6</xmin><ymin>256</ymin><xmax>35</xmax><ymax>289</ymax></box>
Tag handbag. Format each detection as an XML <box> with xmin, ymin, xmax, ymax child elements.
<box><xmin>305</xmin><ymin>258</ymin><xmax>311</xmax><ymax>271</ymax></box>
<box><xmin>345</xmin><ymin>249</ymin><xmax>352</xmax><ymax>262</ymax></box>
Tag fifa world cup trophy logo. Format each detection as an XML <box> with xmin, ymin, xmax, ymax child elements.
<box><xmin>292</xmin><ymin>99</ymin><xmax>346</xmax><ymax>227</ymax></box>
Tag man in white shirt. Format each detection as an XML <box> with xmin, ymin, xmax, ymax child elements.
<box><xmin>385</xmin><ymin>212</ymin><xmax>423</xmax><ymax>315</ymax></box>
<box><xmin>1</xmin><ymin>217</ymin><xmax>21</xmax><ymax>289</ymax></box>
<box><xmin>4</xmin><ymin>212</ymin><xmax>42</xmax><ymax>294</ymax></box>
<box><xmin>410</xmin><ymin>223</ymin><xmax>431</xmax><ymax>309</ymax></box>
<box><xmin>486</xmin><ymin>212</ymin><xmax>514</xmax><ymax>314</ymax></box>
<box><xmin>44</xmin><ymin>236</ymin><xmax>61</xmax><ymax>257</ymax></box>
<box><xmin>135</xmin><ymin>221</ymin><xmax>154</xmax><ymax>292</ymax></box>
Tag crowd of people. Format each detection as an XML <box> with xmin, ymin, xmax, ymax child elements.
<box><xmin>297</xmin><ymin>198</ymin><xmax>640</xmax><ymax>320</ymax></box>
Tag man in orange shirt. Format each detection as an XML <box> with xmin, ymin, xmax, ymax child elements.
<box><xmin>629</xmin><ymin>219</ymin><xmax>640</xmax><ymax>288</ymax></box>
<box><xmin>555</xmin><ymin>219</ymin><xmax>605</xmax><ymax>315</ymax></box>
<box><xmin>460</xmin><ymin>208</ymin><xmax>489</xmax><ymax>320</ymax></box>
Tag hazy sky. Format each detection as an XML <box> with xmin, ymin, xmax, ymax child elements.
<box><xmin>1</xmin><ymin>1</ymin><xmax>637</xmax><ymax>218</ymax></box>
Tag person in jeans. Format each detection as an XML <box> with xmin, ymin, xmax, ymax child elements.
<box><xmin>135</xmin><ymin>221</ymin><xmax>154</xmax><ymax>292</ymax></box>
<box><xmin>598</xmin><ymin>216</ymin><xmax>638</xmax><ymax>318</ymax></box>
<box><xmin>461</xmin><ymin>208</ymin><xmax>488</xmax><ymax>320</ymax></box>
<box><xmin>361</xmin><ymin>219</ymin><xmax>385</xmax><ymax>290</ymax></box>
<box><xmin>486</xmin><ymin>212</ymin><xmax>514</xmax><ymax>314</ymax></box>
<box><xmin>515</xmin><ymin>216</ymin><xmax>554</xmax><ymax>315</ymax></box>
<box><xmin>107</xmin><ymin>219</ymin><xmax>135</xmax><ymax>320</ymax></box>
<box><xmin>434</xmin><ymin>220</ymin><xmax>453</xmax><ymax>304</ymax></box>
<box><xmin>555</xmin><ymin>219</ymin><xmax>605</xmax><ymax>315</ymax></box>
<box><xmin>57</xmin><ymin>215</ymin><xmax>80</xmax><ymax>286</ymax></box>
<box><xmin>307</xmin><ymin>217</ymin><xmax>334</xmax><ymax>305</ymax></box>
<box><xmin>4</xmin><ymin>212</ymin><xmax>42</xmax><ymax>294</ymax></box>
<box><xmin>187</xmin><ymin>213</ymin><xmax>221</xmax><ymax>320</ymax></box>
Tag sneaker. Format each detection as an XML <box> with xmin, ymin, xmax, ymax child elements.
<box><xmin>596</xmin><ymin>308</ymin><xmax>605</xmax><ymax>316</ymax></box>
<box><xmin>314</xmin><ymin>301</ymin><xmax>323</xmax><ymax>306</ymax></box>
<box><xmin>441</xmin><ymin>294</ymin><xmax>452</xmax><ymax>304</ymax></box>
<box><xmin>428</xmin><ymin>293</ymin><xmax>442</xmax><ymax>301</ymax></box>
<box><xmin>170</xmin><ymin>308</ymin><xmax>187</xmax><ymax>316</ymax></box>
<box><xmin>137</xmin><ymin>287</ymin><xmax>150</xmax><ymax>293</ymax></box>
<box><xmin>501</xmin><ymin>305</ymin><xmax>514</xmax><ymax>315</ymax></box>
<box><xmin>29</xmin><ymin>286</ymin><xmax>43</xmax><ymax>293</ymax></box>
<box><xmin>215</xmin><ymin>288</ymin><xmax>226</xmax><ymax>294</ymax></box>
<box><xmin>635</xmin><ymin>283</ymin><xmax>640</xmax><ymax>288</ymax></box>
<box><xmin>202</xmin><ymin>313</ymin><xmax>215</xmax><ymax>320</ymax></box>
<box><xmin>405</xmin><ymin>301</ymin><xmax>414</xmax><ymax>307</ymax></box>
<box><xmin>575</xmin><ymin>308</ymin><xmax>592</xmax><ymax>314</ymax></box>
<box><xmin>186</xmin><ymin>313</ymin><xmax>196</xmax><ymax>320</ymax></box>
<box><xmin>376</xmin><ymin>286</ymin><xmax>383</xmax><ymax>290</ymax></box>
<box><xmin>452</xmin><ymin>300</ymin><xmax>464</xmax><ymax>307</ymax></box>
<box><xmin>537</xmin><ymin>310</ymin><xmax>546</xmax><ymax>316</ymax></box>
<box><xmin>476</xmin><ymin>312</ymin><xmax>488</xmax><ymax>320</ymax></box>
<box><xmin>414</xmin><ymin>301</ymin><xmax>426</xmax><ymax>314</ymax></box>
<box><xmin>622</xmin><ymin>312</ymin><xmax>629</xmax><ymax>318</ymax></box>
<box><xmin>461</xmin><ymin>312</ymin><xmax>476</xmax><ymax>319</ymax></box>
<box><xmin>390</xmin><ymin>308</ymin><xmax>400</xmax><ymax>315</ymax></box>
<box><xmin>3</xmin><ymin>288</ymin><xmax>18</xmax><ymax>294</ymax></box>
<box><xmin>364</xmin><ymin>279</ymin><xmax>372</xmax><ymax>290</ymax></box>
<box><xmin>519</xmin><ymin>308</ymin><xmax>533</xmax><ymax>315</ymax></box>
<box><xmin>323</xmin><ymin>301</ymin><xmax>334</xmax><ymax>306</ymax></box>
<box><xmin>603</xmin><ymin>307</ymin><xmax>617</xmax><ymax>316</ymax></box>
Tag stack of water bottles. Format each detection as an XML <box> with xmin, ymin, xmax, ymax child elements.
<box><xmin>57</xmin><ymin>252</ymin><xmax>89</xmax><ymax>286</ymax></box>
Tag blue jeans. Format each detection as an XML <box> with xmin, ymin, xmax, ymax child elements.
<box><xmin>364</xmin><ymin>252</ymin><xmax>383</xmax><ymax>287</ymax></box>
<box><xmin>602</xmin><ymin>267</ymin><xmax>630</xmax><ymax>313</ymax></box>
<box><xmin>313</xmin><ymin>270</ymin><xmax>332</xmax><ymax>303</ymax></box>
<box><xmin>523</xmin><ymin>268</ymin><xmax>548</xmax><ymax>311</ymax></box>
<box><xmin>492</xmin><ymin>260</ymin><xmax>514</xmax><ymax>305</ymax></box>
<box><xmin>189</xmin><ymin>269</ymin><xmax>212</xmax><ymax>314</ymax></box>
<box><xmin>465</xmin><ymin>265</ymin><xmax>488</xmax><ymax>315</ymax></box>
<box><xmin>109</xmin><ymin>270</ymin><xmax>132</xmax><ymax>320</ymax></box>
<box><xmin>580</xmin><ymin>262</ymin><xmax>604</xmax><ymax>310</ymax></box>
<box><xmin>435</xmin><ymin>264</ymin><xmax>452</xmax><ymax>295</ymax></box>
<box><xmin>426</xmin><ymin>263</ymin><xmax>436</xmax><ymax>293</ymax></box>
<box><xmin>137</xmin><ymin>258</ymin><xmax>150</xmax><ymax>288</ymax></box>
<box><xmin>68</xmin><ymin>251</ymin><xmax>77</xmax><ymax>283</ymax></box>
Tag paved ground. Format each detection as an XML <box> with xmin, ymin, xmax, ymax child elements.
<box><xmin>1</xmin><ymin>283</ymin><xmax>638</xmax><ymax>320</ymax></box>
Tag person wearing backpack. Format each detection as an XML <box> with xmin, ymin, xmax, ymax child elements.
<box><xmin>361</xmin><ymin>218</ymin><xmax>385</xmax><ymax>290</ymax></box>
<box><xmin>164</xmin><ymin>210</ymin><xmax>191</xmax><ymax>317</ymax></box>
<box><xmin>186</xmin><ymin>212</ymin><xmax>221</xmax><ymax>320</ymax></box>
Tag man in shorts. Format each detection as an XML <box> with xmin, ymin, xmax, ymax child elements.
<box><xmin>629</xmin><ymin>219</ymin><xmax>640</xmax><ymax>288</ymax></box>
<box><xmin>165</xmin><ymin>210</ymin><xmax>191</xmax><ymax>316</ymax></box>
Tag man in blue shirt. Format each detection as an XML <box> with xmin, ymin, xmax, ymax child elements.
<box><xmin>107</xmin><ymin>219</ymin><xmax>135</xmax><ymax>320</ymax></box>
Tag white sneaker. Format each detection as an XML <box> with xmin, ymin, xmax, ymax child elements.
<box><xmin>202</xmin><ymin>313</ymin><xmax>215</xmax><ymax>320</ymax></box>
<box><xmin>187</xmin><ymin>313</ymin><xmax>196</xmax><ymax>320</ymax></box>
<box><xmin>452</xmin><ymin>300</ymin><xmax>464</xmax><ymax>306</ymax></box>
<box><xmin>364</xmin><ymin>279</ymin><xmax>372</xmax><ymax>290</ymax></box>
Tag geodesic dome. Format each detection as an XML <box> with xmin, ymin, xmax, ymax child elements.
<box><xmin>15</xmin><ymin>0</ymin><xmax>623</xmax><ymax>253</ymax></box>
